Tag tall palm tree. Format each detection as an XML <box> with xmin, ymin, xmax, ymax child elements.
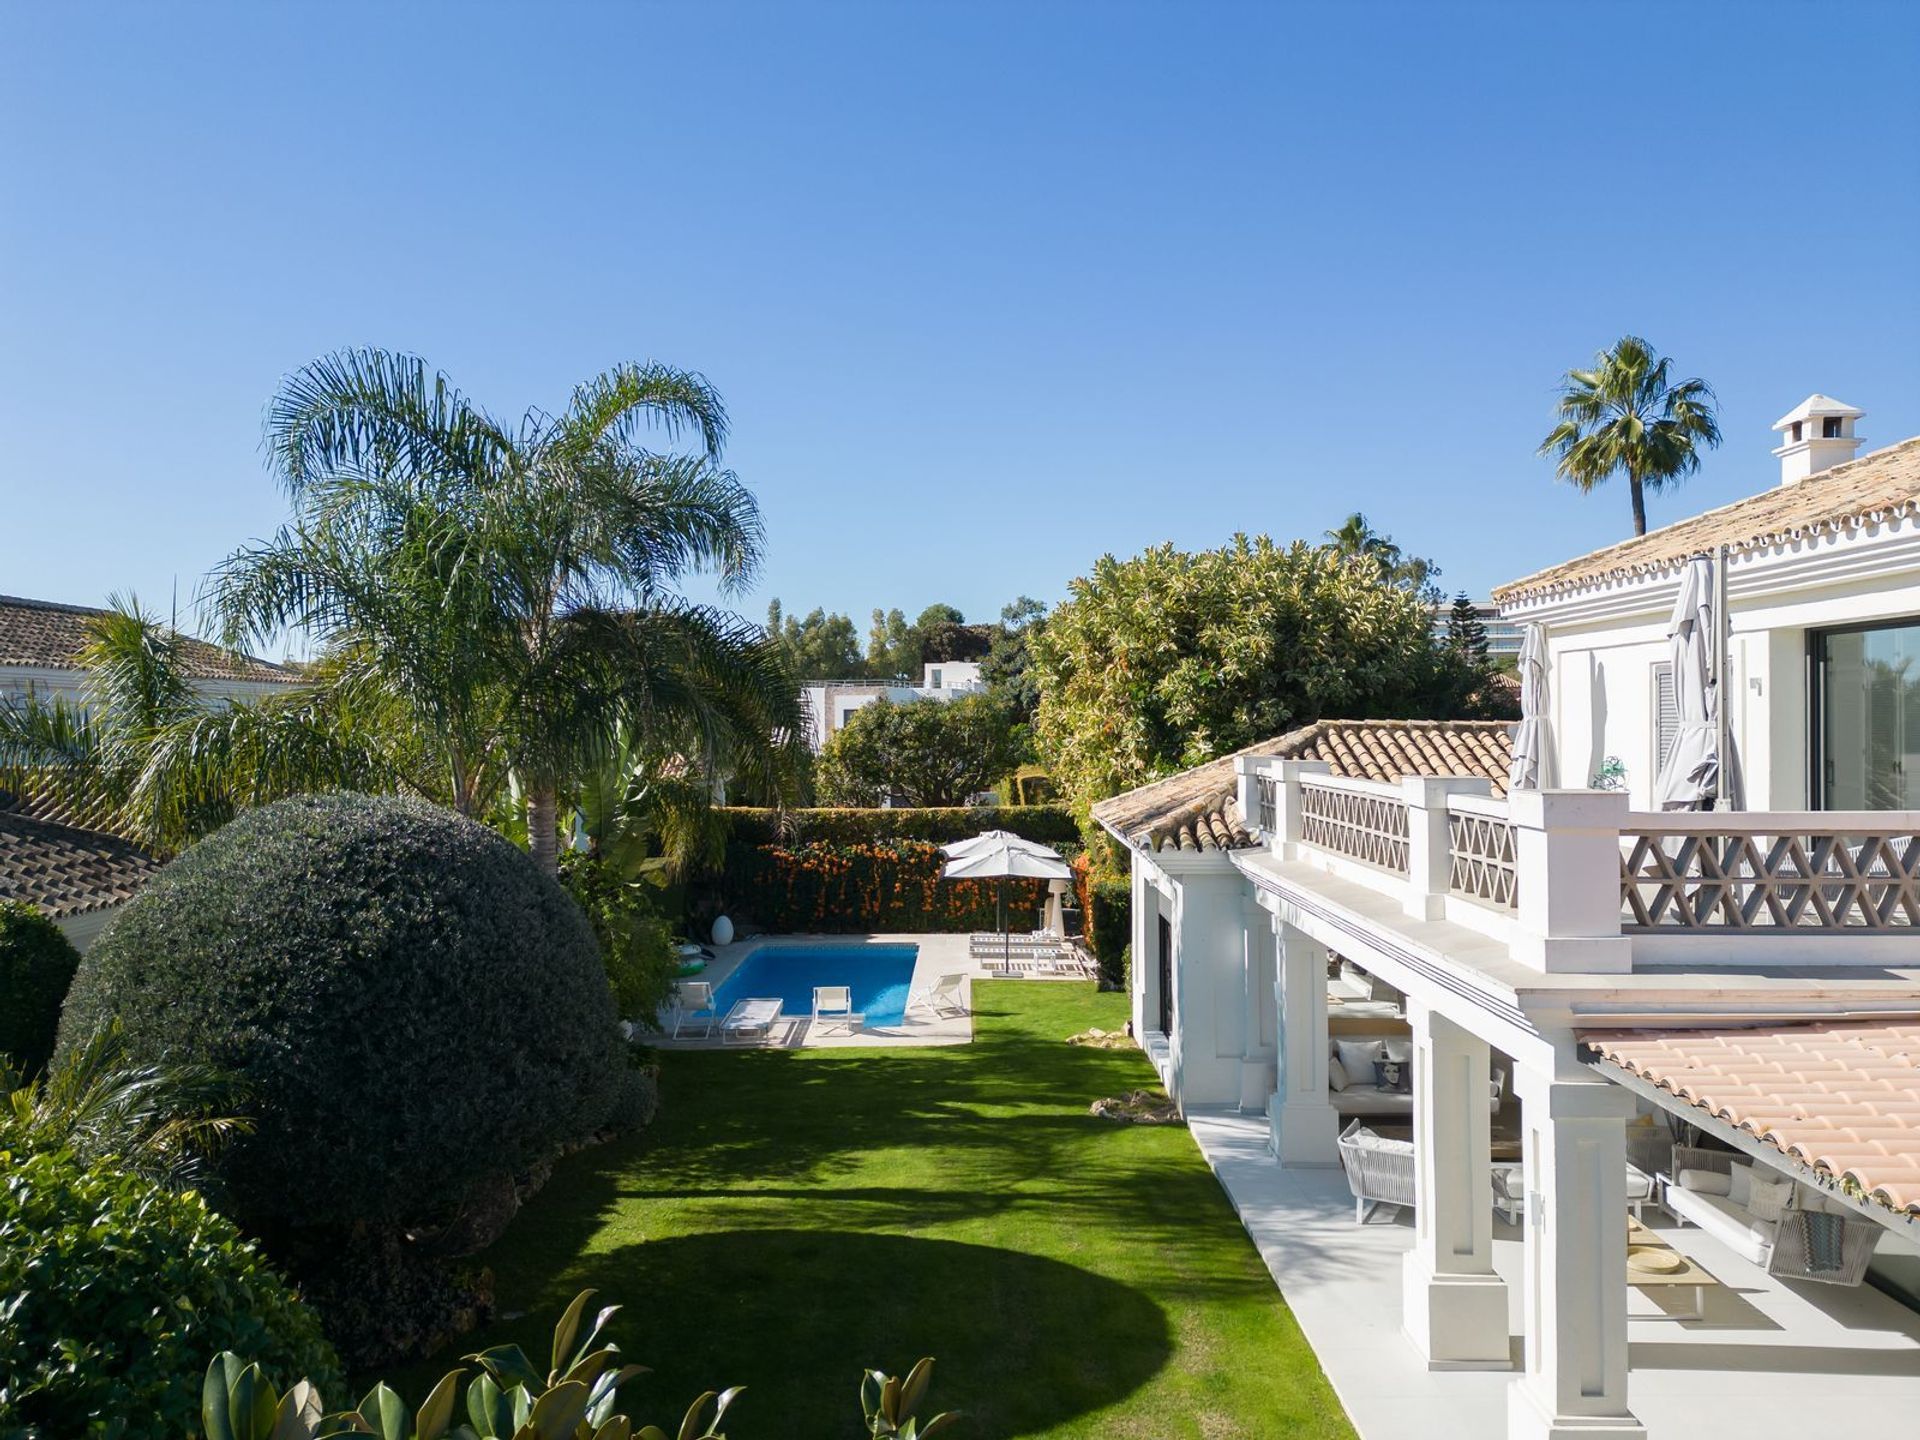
<box><xmin>1539</xmin><ymin>335</ymin><xmax>1722</xmax><ymax>537</ymax></box>
<box><xmin>209</xmin><ymin>348</ymin><xmax>805</xmax><ymax>873</ymax></box>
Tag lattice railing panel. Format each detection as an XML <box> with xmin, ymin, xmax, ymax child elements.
<box><xmin>1621</xmin><ymin>829</ymin><xmax>1920</xmax><ymax>931</ymax></box>
<box><xmin>1254</xmin><ymin>775</ymin><xmax>1278</xmax><ymax>836</ymax></box>
<box><xmin>1448</xmin><ymin>812</ymin><xmax>1519</xmax><ymax>910</ymax></box>
<box><xmin>1299</xmin><ymin>783</ymin><xmax>1409</xmax><ymax>875</ymax></box>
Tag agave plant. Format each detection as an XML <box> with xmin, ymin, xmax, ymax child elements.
<box><xmin>201</xmin><ymin>1290</ymin><xmax>956</xmax><ymax>1440</ymax></box>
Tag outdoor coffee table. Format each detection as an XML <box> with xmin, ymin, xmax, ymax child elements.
<box><xmin>1625</xmin><ymin>1215</ymin><xmax>1719</xmax><ymax>1321</ymax></box>
<box><xmin>721</xmin><ymin>997</ymin><xmax>784</xmax><ymax>1046</ymax></box>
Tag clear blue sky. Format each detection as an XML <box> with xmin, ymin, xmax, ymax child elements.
<box><xmin>4</xmin><ymin>2</ymin><xmax>1916</xmax><ymax>650</ymax></box>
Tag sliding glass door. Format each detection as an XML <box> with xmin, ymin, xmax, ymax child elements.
<box><xmin>1815</xmin><ymin>620</ymin><xmax>1920</xmax><ymax>809</ymax></box>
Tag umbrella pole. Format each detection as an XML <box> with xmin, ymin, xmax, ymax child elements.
<box><xmin>1000</xmin><ymin>878</ymin><xmax>1009</xmax><ymax>975</ymax></box>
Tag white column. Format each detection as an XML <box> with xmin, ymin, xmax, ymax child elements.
<box><xmin>1267</xmin><ymin>918</ymin><xmax>1340</xmax><ymax>1165</ymax></box>
<box><xmin>1401</xmin><ymin>1002</ymin><xmax>1510</xmax><ymax>1368</ymax></box>
<box><xmin>1238</xmin><ymin>894</ymin><xmax>1277</xmax><ymax>1112</ymax></box>
<box><xmin>1507</xmin><ymin>1070</ymin><xmax>1645</xmax><ymax>1440</ymax></box>
<box><xmin>1129</xmin><ymin>860</ymin><xmax>1155</xmax><ymax>1040</ymax></box>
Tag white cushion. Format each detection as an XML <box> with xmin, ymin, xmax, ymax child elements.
<box><xmin>1677</xmin><ymin>1167</ymin><xmax>1732</xmax><ymax>1197</ymax></box>
<box><xmin>1727</xmin><ymin>1161</ymin><xmax>1753</xmax><ymax>1206</ymax></box>
<box><xmin>1328</xmin><ymin>1055</ymin><xmax>1350</xmax><ymax>1093</ymax></box>
<box><xmin>1747</xmin><ymin>1175</ymin><xmax>1792</xmax><ymax>1222</ymax></box>
<box><xmin>1334</xmin><ymin>1039</ymin><xmax>1384</xmax><ymax>1083</ymax></box>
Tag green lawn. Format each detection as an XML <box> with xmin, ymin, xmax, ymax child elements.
<box><xmin>436</xmin><ymin>982</ymin><xmax>1354</xmax><ymax>1439</ymax></box>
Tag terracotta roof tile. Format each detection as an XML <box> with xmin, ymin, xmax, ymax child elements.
<box><xmin>0</xmin><ymin>595</ymin><xmax>299</xmax><ymax>685</ymax></box>
<box><xmin>1091</xmin><ymin>719</ymin><xmax>1514</xmax><ymax>855</ymax></box>
<box><xmin>0</xmin><ymin>809</ymin><xmax>159</xmax><ymax>919</ymax></box>
<box><xmin>1496</xmin><ymin>435</ymin><xmax>1920</xmax><ymax>604</ymax></box>
<box><xmin>1583</xmin><ymin>1021</ymin><xmax>1920</xmax><ymax>1215</ymax></box>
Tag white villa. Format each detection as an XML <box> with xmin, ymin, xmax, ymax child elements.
<box><xmin>0</xmin><ymin>594</ymin><xmax>299</xmax><ymax>948</ymax></box>
<box><xmin>799</xmin><ymin>660</ymin><xmax>986</xmax><ymax>754</ymax></box>
<box><xmin>1095</xmin><ymin>398</ymin><xmax>1920</xmax><ymax>1439</ymax></box>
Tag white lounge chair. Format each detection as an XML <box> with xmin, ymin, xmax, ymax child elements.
<box><xmin>908</xmin><ymin>972</ymin><xmax>970</xmax><ymax>1019</ymax></box>
<box><xmin>721</xmin><ymin>997</ymin><xmax>784</xmax><ymax>1046</ymax></box>
<box><xmin>673</xmin><ymin>980</ymin><xmax>718</xmax><ymax>1038</ymax></box>
<box><xmin>812</xmin><ymin>985</ymin><xmax>859</xmax><ymax>1037</ymax></box>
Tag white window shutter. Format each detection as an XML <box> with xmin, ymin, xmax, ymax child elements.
<box><xmin>1653</xmin><ymin>662</ymin><xmax>1679</xmax><ymax>773</ymax></box>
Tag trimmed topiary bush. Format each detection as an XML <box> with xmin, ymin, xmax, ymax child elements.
<box><xmin>0</xmin><ymin>899</ymin><xmax>81</xmax><ymax>1076</ymax></box>
<box><xmin>56</xmin><ymin>792</ymin><xmax>623</xmax><ymax>1240</ymax></box>
<box><xmin>1088</xmin><ymin>877</ymin><xmax>1131</xmax><ymax>991</ymax></box>
<box><xmin>0</xmin><ymin>1146</ymin><xmax>340</xmax><ymax>1440</ymax></box>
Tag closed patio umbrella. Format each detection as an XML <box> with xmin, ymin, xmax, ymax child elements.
<box><xmin>1507</xmin><ymin>622</ymin><xmax>1552</xmax><ymax>791</ymax></box>
<box><xmin>1654</xmin><ymin>553</ymin><xmax>1743</xmax><ymax>810</ymax></box>
<box><xmin>942</xmin><ymin>833</ymin><xmax>1073</xmax><ymax>974</ymax></box>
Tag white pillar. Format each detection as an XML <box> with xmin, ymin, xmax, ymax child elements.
<box><xmin>1268</xmin><ymin>919</ymin><xmax>1340</xmax><ymax>1165</ymax></box>
<box><xmin>1129</xmin><ymin>860</ymin><xmax>1155</xmax><ymax>1040</ymax></box>
<box><xmin>1401</xmin><ymin>1002</ymin><xmax>1510</xmax><ymax>1368</ymax></box>
<box><xmin>1238</xmin><ymin>895</ymin><xmax>1277</xmax><ymax>1112</ymax></box>
<box><xmin>1507</xmin><ymin>1071</ymin><xmax>1645</xmax><ymax>1440</ymax></box>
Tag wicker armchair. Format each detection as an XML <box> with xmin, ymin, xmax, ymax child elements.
<box><xmin>1337</xmin><ymin>1120</ymin><xmax>1416</xmax><ymax>1223</ymax></box>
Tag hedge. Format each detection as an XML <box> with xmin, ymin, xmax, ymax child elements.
<box><xmin>0</xmin><ymin>900</ymin><xmax>81</xmax><ymax>1076</ymax></box>
<box><xmin>727</xmin><ymin>839</ymin><xmax>1049</xmax><ymax>933</ymax></box>
<box><xmin>719</xmin><ymin>803</ymin><xmax>1077</xmax><ymax>849</ymax></box>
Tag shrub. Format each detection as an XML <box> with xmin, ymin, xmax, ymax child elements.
<box><xmin>561</xmin><ymin>851</ymin><xmax>681</xmax><ymax>1023</ymax></box>
<box><xmin>1088</xmin><ymin>877</ymin><xmax>1131</xmax><ymax>990</ymax></box>
<box><xmin>719</xmin><ymin>803</ymin><xmax>1077</xmax><ymax>849</ymax></box>
<box><xmin>199</xmin><ymin>1289</ymin><xmax>957</xmax><ymax>1440</ymax></box>
<box><xmin>728</xmin><ymin>839</ymin><xmax>1047</xmax><ymax>933</ymax></box>
<box><xmin>56</xmin><ymin>792</ymin><xmax>623</xmax><ymax>1243</ymax></box>
<box><xmin>0</xmin><ymin>899</ymin><xmax>80</xmax><ymax>1076</ymax></box>
<box><xmin>0</xmin><ymin>1147</ymin><xmax>339</xmax><ymax>1440</ymax></box>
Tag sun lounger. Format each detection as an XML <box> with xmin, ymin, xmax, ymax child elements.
<box><xmin>811</xmin><ymin>985</ymin><xmax>860</xmax><ymax>1037</ymax></box>
<box><xmin>721</xmin><ymin>996</ymin><xmax>784</xmax><ymax>1045</ymax></box>
<box><xmin>672</xmin><ymin>980</ymin><xmax>718</xmax><ymax>1038</ymax></box>
<box><xmin>907</xmin><ymin>972</ymin><xmax>970</xmax><ymax>1019</ymax></box>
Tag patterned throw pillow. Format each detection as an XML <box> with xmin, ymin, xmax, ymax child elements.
<box><xmin>1746</xmin><ymin>1174</ymin><xmax>1793</xmax><ymax>1222</ymax></box>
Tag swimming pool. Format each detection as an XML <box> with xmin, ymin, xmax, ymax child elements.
<box><xmin>709</xmin><ymin>943</ymin><xmax>919</xmax><ymax>1027</ymax></box>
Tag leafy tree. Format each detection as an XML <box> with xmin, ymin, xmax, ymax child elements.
<box><xmin>816</xmin><ymin>693</ymin><xmax>1023</xmax><ymax>807</ymax></box>
<box><xmin>1539</xmin><ymin>334</ymin><xmax>1722</xmax><ymax>537</ymax></box>
<box><xmin>1030</xmin><ymin>535</ymin><xmax>1481</xmax><ymax>817</ymax></box>
<box><xmin>980</xmin><ymin>596</ymin><xmax>1049</xmax><ymax>725</ymax></box>
<box><xmin>866</xmin><ymin>607</ymin><xmax>919</xmax><ymax>680</ymax></box>
<box><xmin>210</xmin><ymin>348</ymin><xmax>805</xmax><ymax>873</ymax></box>
<box><xmin>767</xmin><ymin>599</ymin><xmax>865</xmax><ymax>678</ymax></box>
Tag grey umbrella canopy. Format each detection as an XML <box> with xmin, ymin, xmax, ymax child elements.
<box><xmin>1507</xmin><ymin>623</ymin><xmax>1552</xmax><ymax>791</ymax></box>
<box><xmin>942</xmin><ymin>833</ymin><xmax>1073</xmax><ymax>974</ymax></box>
<box><xmin>1654</xmin><ymin>554</ymin><xmax>1743</xmax><ymax>810</ymax></box>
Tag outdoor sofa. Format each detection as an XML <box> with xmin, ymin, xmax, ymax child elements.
<box><xmin>1663</xmin><ymin>1144</ymin><xmax>1882</xmax><ymax>1285</ymax></box>
<box><xmin>1329</xmin><ymin>1034</ymin><xmax>1505</xmax><ymax>1117</ymax></box>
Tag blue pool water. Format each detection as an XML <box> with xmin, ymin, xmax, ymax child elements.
<box><xmin>710</xmin><ymin>944</ymin><xmax>919</xmax><ymax>1027</ymax></box>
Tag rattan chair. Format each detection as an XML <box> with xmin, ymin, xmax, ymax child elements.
<box><xmin>1337</xmin><ymin>1120</ymin><xmax>1416</xmax><ymax>1223</ymax></box>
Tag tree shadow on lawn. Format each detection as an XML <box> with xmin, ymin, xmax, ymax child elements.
<box><xmin>521</xmin><ymin>1229</ymin><xmax>1172</xmax><ymax>1438</ymax></box>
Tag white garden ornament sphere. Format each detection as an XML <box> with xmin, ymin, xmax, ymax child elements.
<box><xmin>711</xmin><ymin>914</ymin><xmax>734</xmax><ymax>945</ymax></box>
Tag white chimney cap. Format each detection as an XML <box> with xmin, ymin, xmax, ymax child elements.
<box><xmin>1772</xmin><ymin>393</ymin><xmax>1864</xmax><ymax>431</ymax></box>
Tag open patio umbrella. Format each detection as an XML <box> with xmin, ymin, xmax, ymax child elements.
<box><xmin>942</xmin><ymin>832</ymin><xmax>1073</xmax><ymax>974</ymax></box>
<box><xmin>1507</xmin><ymin>622</ymin><xmax>1552</xmax><ymax>791</ymax></box>
<box><xmin>1654</xmin><ymin>553</ymin><xmax>1744</xmax><ymax>810</ymax></box>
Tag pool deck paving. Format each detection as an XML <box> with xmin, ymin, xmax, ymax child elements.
<box><xmin>649</xmin><ymin>931</ymin><xmax>1088</xmax><ymax>1050</ymax></box>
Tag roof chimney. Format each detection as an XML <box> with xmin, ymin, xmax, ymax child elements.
<box><xmin>1771</xmin><ymin>394</ymin><xmax>1864</xmax><ymax>485</ymax></box>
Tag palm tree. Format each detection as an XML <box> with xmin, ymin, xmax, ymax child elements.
<box><xmin>1539</xmin><ymin>335</ymin><xmax>1722</xmax><ymax>537</ymax></box>
<box><xmin>210</xmin><ymin>349</ymin><xmax>805</xmax><ymax>873</ymax></box>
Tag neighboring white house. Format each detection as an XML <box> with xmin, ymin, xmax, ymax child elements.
<box><xmin>0</xmin><ymin>594</ymin><xmax>301</xmax><ymax>948</ymax></box>
<box><xmin>797</xmin><ymin>660</ymin><xmax>989</xmax><ymax>754</ymax></box>
<box><xmin>1094</xmin><ymin>398</ymin><xmax>1920</xmax><ymax>1440</ymax></box>
<box><xmin>0</xmin><ymin>594</ymin><xmax>301</xmax><ymax>708</ymax></box>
